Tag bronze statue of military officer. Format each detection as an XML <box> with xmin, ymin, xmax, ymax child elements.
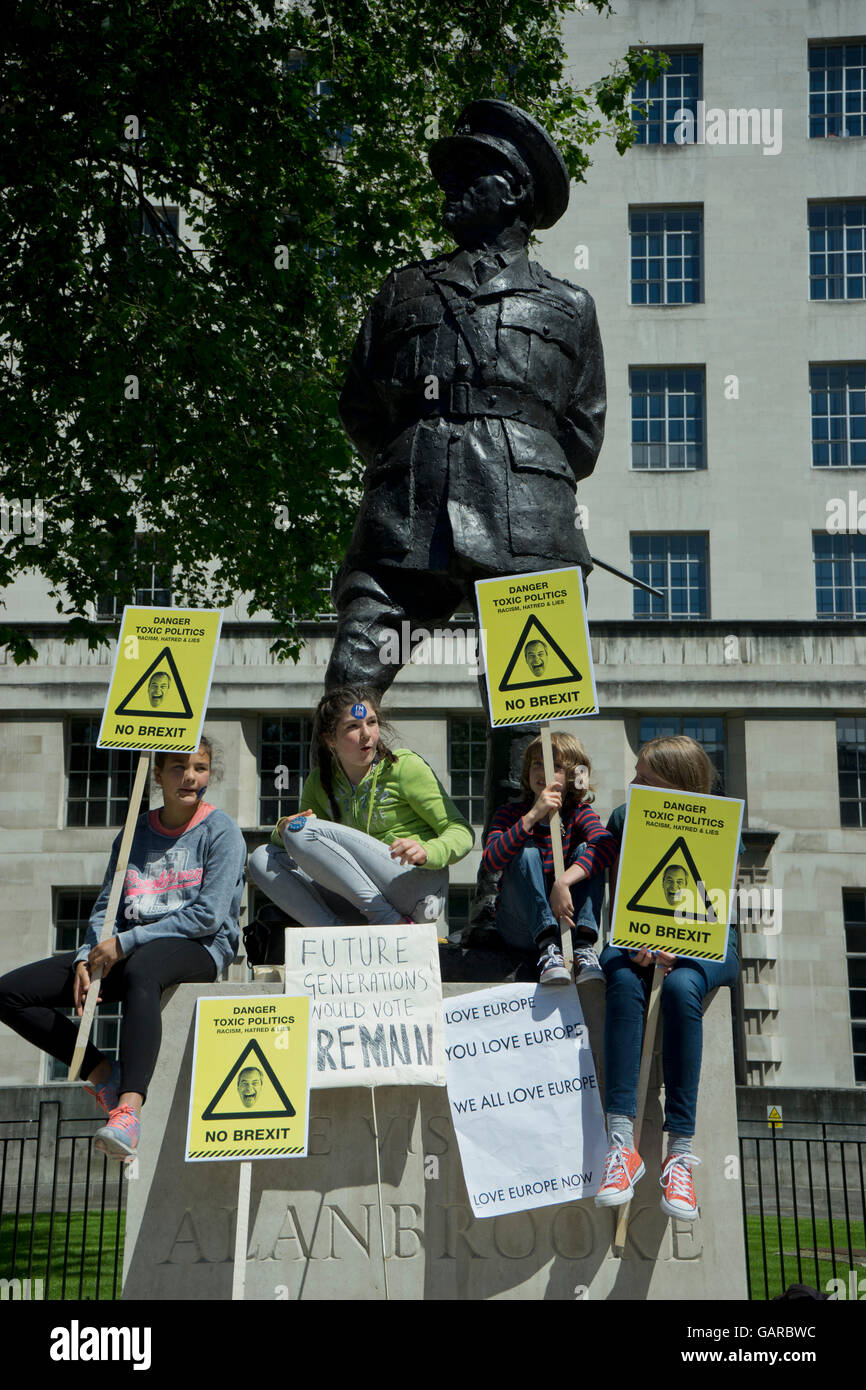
<box><xmin>326</xmin><ymin>100</ymin><xmax>605</xmax><ymax>894</ymax></box>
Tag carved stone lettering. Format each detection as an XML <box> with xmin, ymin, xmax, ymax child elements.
<box><xmin>328</xmin><ymin>1204</ymin><xmax>372</xmax><ymax>1259</ymax></box>
<box><xmin>550</xmin><ymin>1204</ymin><xmax>595</xmax><ymax>1260</ymax></box>
<box><xmin>392</xmin><ymin>1203</ymin><xmax>423</xmax><ymax>1258</ymax></box>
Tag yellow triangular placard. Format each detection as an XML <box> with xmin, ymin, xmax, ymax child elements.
<box><xmin>498</xmin><ymin>615</ymin><xmax>582</xmax><ymax>691</ymax></box>
<box><xmin>114</xmin><ymin>647</ymin><xmax>193</xmax><ymax>719</ymax></box>
<box><xmin>625</xmin><ymin>836</ymin><xmax>718</xmax><ymax>924</ymax></box>
<box><xmin>201</xmin><ymin>1038</ymin><xmax>296</xmax><ymax>1122</ymax></box>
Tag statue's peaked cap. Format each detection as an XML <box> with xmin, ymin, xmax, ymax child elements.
<box><xmin>428</xmin><ymin>99</ymin><xmax>570</xmax><ymax>231</ymax></box>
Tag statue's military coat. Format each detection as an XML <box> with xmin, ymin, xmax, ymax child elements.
<box><xmin>337</xmin><ymin>244</ymin><xmax>605</xmax><ymax>580</ymax></box>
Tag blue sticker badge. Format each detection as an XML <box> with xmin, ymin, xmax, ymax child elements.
<box><xmin>351</xmin><ymin>703</ymin><xmax>368</xmax><ymax>719</ymax></box>
<box><xmin>285</xmin><ymin>815</ymin><xmax>309</xmax><ymax>834</ymax></box>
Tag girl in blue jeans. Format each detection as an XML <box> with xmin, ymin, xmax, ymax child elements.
<box><xmin>482</xmin><ymin>733</ymin><xmax>618</xmax><ymax>984</ymax></box>
<box><xmin>594</xmin><ymin>735</ymin><xmax>741</xmax><ymax>1221</ymax></box>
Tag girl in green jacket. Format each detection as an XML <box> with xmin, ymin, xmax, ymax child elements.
<box><xmin>248</xmin><ymin>686</ymin><xmax>473</xmax><ymax>927</ymax></box>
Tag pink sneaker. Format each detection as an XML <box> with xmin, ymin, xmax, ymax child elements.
<box><xmin>94</xmin><ymin>1104</ymin><xmax>140</xmax><ymax>1161</ymax></box>
<box><xmin>83</xmin><ymin>1060</ymin><xmax>122</xmax><ymax>1116</ymax></box>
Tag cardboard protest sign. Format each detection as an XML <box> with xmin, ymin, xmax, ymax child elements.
<box><xmin>185</xmin><ymin>995</ymin><xmax>310</xmax><ymax>1161</ymax></box>
<box><xmin>610</xmin><ymin>786</ymin><xmax>744</xmax><ymax>962</ymax></box>
<box><xmin>284</xmin><ymin>924</ymin><xmax>445</xmax><ymax>1088</ymax></box>
<box><xmin>97</xmin><ymin>605</ymin><xmax>222</xmax><ymax>751</ymax></box>
<box><xmin>475</xmin><ymin>567</ymin><xmax>597</xmax><ymax>726</ymax></box>
<box><xmin>444</xmin><ymin>983</ymin><xmax>607</xmax><ymax>1217</ymax></box>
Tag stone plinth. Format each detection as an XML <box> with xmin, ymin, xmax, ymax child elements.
<box><xmin>122</xmin><ymin>981</ymin><xmax>747</xmax><ymax>1300</ymax></box>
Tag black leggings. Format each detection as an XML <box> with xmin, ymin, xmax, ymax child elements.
<box><xmin>0</xmin><ymin>940</ymin><xmax>217</xmax><ymax>1100</ymax></box>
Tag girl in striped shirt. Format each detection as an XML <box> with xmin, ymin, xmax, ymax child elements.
<box><xmin>482</xmin><ymin>732</ymin><xmax>618</xmax><ymax>985</ymax></box>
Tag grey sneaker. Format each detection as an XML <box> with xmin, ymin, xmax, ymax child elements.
<box><xmin>574</xmin><ymin>945</ymin><xmax>604</xmax><ymax>984</ymax></box>
<box><xmin>538</xmin><ymin>943</ymin><xmax>571</xmax><ymax>985</ymax></box>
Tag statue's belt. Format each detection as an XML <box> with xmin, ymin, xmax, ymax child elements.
<box><xmin>413</xmin><ymin>381</ymin><xmax>559</xmax><ymax>435</ymax></box>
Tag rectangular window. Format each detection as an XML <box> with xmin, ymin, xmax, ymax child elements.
<box><xmin>259</xmin><ymin>717</ymin><xmax>311</xmax><ymax>827</ymax></box>
<box><xmin>809</xmin><ymin>202</ymin><xmax>866</xmax><ymax>300</ymax></box>
<box><xmin>96</xmin><ymin>535</ymin><xmax>173</xmax><ymax>620</ymax></box>
<box><xmin>67</xmin><ymin>719</ymin><xmax>146</xmax><ymax>827</ymax></box>
<box><xmin>838</xmin><ymin>718</ymin><xmax>866</xmax><ymax>827</ymax></box>
<box><xmin>447</xmin><ymin>885</ymin><xmax>474</xmax><ymax>942</ymax></box>
<box><xmin>638</xmin><ymin>715</ymin><xmax>727</xmax><ymax>792</ymax></box>
<box><xmin>49</xmin><ymin>890</ymin><xmax>122</xmax><ymax>1080</ymax></box>
<box><xmin>842</xmin><ymin>890</ymin><xmax>866</xmax><ymax>1083</ymax></box>
<box><xmin>631</xmin><ymin>534</ymin><xmax>709</xmax><ymax>619</ymax></box>
<box><xmin>814</xmin><ymin>534</ymin><xmax>866</xmax><ymax>618</ymax></box>
<box><xmin>142</xmin><ymin>204</ymin><xmax>180</xmax><ymax>245</ymax></box>
<box><xmin>632</xmin><ymin>49</ymin><xmax>702</xmax><ymax>145</ymax></box>
<box><xmin>809</xmin><ymin>42</ymin><xmax>866</xmax><ymax>139</ymax></box>
<box><xmin>811</xmin><ymin>364</ymin><xmax>866</xmax><ymax>467</ymax></box>
<box><xmin>630</xmin><ymin>368</ymin><xmax>706</xmax><ymax>470</ymax></box>
<box><xmin>630</xmin><ymin>208</ymin><xmax>703</xmax><ymax>305</ymax></box>
<box><xmin>448</xmin><ymin>716</ymin><xmax>487</xmax><ymax>824</ymax></box>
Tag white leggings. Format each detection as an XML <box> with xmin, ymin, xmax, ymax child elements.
<box><xmin>247</xmin><ymin>819</ymin><xmax>448</xmax><ymax>928</ymax></box>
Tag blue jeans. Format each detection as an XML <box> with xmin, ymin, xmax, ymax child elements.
<box><xmin>600</xmin><ymin>930</ymin><xmax>739</xmax><ymax>1135</ymax></box>
<box><xmin>494</xmin><ymin>844</ymin><xmax>605</xmax><ymax>951</ymax></box>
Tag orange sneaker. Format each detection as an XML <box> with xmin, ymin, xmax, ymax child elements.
<box><xmin>594</xmin><ymin>1135</ymin><xmax>645</xmax><ymax>1207</ymax></box>
<box><xmin>659</xmin><ymin>1152</ymin><xmax>700</xmax><ymax>1220</ymax></box>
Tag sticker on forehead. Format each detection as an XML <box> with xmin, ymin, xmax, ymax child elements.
<box><xmin>351</xmin><ymin>703</ymin><xmax>368</xmax><ymax>719</ymax></box>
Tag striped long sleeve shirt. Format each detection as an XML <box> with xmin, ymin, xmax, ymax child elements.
<box><xmin>483</xmin><ymin>798</ymin><xmax>620</xmax><ymax>883</ymax></box>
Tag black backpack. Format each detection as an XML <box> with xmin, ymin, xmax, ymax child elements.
<box><xmin>242</xmin><ymin>902</ymin><xmax>291</xmax><ymax>966</ymax></box>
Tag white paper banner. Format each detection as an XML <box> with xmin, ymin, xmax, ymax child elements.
<box><xmin>444</xmin><ymin>983</ymin><xmax>608</xmax><ymax>1217</ymax></box>
<box><xmin>284</xmin><ymin>924</ymin><xmax>445</xmax><ymax>1088</ymax></box>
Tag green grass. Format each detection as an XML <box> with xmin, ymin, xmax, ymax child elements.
<box><xmin>0</xmin><ymin>1212</ymin><xmax>125</xmax><ymax>1301</ymax></box>
<box><xmin>745</xmin><ymin>1214</ymin><xmax>866</xmax><ymax>1300</ymax></box>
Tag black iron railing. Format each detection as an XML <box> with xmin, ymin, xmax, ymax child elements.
<box><xmin>0</xmin><ymin>1098</ymin><xmax>127</xmax><ymax>1301</ymax></box>
<box><xmin>739</xmin><ymin>1123</ymin><xmax>866</xmax><ymax>1300</ymax></box>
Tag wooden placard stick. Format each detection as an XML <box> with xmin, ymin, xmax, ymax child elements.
<box><xmin>68</xmin><ymin>750</ymin><xmax>150</xmax><ymax>1082</ymax></box>
<box><xmin>540</xmin><ymin>722</ymin><xmax>571</xmax><ymax>972</ymax></box>
<box><xmin>232</xmin><ymin>1161</ymin><xmax>253</xmax><ymax>1301</ymax></box>
<box><xmin>613</xmin><ymin>967</ymin><xmax>664</xmax><ymax>1254</ymax></box>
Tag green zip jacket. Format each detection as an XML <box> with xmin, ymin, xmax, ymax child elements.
<box><xmin>270</xmin><ymin>749</ymin><xmax>474</xmax><ymax>870</ymax></box>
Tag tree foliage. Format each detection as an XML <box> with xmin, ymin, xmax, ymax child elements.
<box><xmin>0</xmin><ymin>0</ymin><xmax>663</xmax><ymax>663</ymax></box>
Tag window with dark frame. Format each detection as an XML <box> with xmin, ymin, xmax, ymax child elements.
<box><xmin>631</xmin><ymin>49</ymin><xmax>702</xmax><ymax>146</ymax></box>
<box><xmin>259</xmin><ymin>717</ymin><xmax>311</xmax><ymax>827</ymax></box>
<box><xmin>446</xmin><ymin>884</ymin><xmax>474</xmax><ymax>941</ymax></box>
<box><xmin>814</xmin><ymin>534</ymin><xmax>866</xmax><ymax>619</ymax></box>
<box><xmin>809</xmin><ymin>42</ymin><xmax>866</xmax><ymax>139</ymax></box>
<box><xmin>630</xmin><ymin>207</ymin><xmax>703</xmax><ymax>305</ymax></box>
<box><xmin>810</xmin><ymin>364</ymin><xmax>866</xmax><ymax>468</ymax></box>
<box><xmin>809</xmin><ymin>202</ymin><xmax>866</xmax><ymax>301</ymax></box>
<box><xmin>448</xmin><ymin>716</ymin><xmax>487</xmax><ymax>824</ymax></box>
<box><xmin>630</xmin><ymin>367</ymin><xmax>706</xmax><ymax>470</ymax></box>
<box><xmin>67</xmin><ymin>719</ymin><xmax>146</xmax><ymax>827</ymax></box>
<box><xmin>95</xmin><ymin>535</ymin><xmax>173</xmax><ymax>621</ymax></box>
<box><xmin>631</xmin><ymin>534</ymin><xmax>709</xmax><ymax>619</ymax></box>
<box><xmin>837</xmin><ymin>718</ymin><xmax>866</xmax><ymax>826</ymax></box>
<box><xmin>842</xmin><ymin>890</ymin><xmax>866</xmax><ymax>1083</ymax></box>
